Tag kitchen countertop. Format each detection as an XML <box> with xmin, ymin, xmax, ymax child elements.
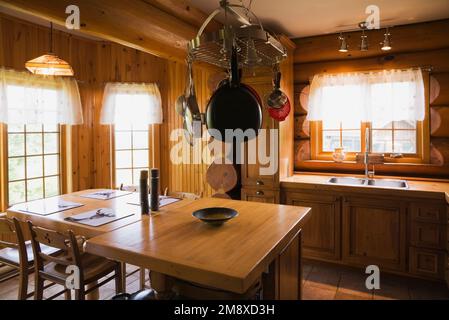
<box><xmin>281</xmin><ymin>173</ymin><xmax>449</xmax><ymax>204</ymax></box>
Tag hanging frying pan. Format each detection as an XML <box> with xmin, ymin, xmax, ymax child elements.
<box><xmin>206</xmin><ymin>45</ymin><xmax>262</xmax><ymax>142</ymax></box>
<box><xmin>183</xmin><ymin>58</ymin><xmax>202</xmax><ymax>145</ymax></box>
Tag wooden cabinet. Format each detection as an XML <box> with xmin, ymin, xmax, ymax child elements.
<box><xmin>411</xmin><ymin>222</ymin><xmax>447</xmax><ymax>249</ymax></box>
<box><xmin>241</xmin><ymin>82</ymin><xmax>280</xmax><ymax>190</ymax></box>
<box><xmin>342</xmin><ymin>197</ymin><xmax>407</xmax><ymax>272</ymax></box>
<box><xmin>411</xmin><ymin>202</ymin><xmax>447</xmax><ymax>223</ymax></box>
<box><xmin>410</xmin><ymin>247</ymin><xmax>446</xmax><ymax>279</ymax></box>
<box><xmin>241</xmin><ymin>188</ymin><xmax>279</xmax><ymax>204</ymax></box>
<box><xmin>285</xmin><ymin>192</ymin><xmax>341</xmax><ymax>260</ymax></box>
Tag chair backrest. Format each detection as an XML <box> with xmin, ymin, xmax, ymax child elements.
<box><xmin>0</xmin><ymin>217</ymin><xmax>18</xmax><ymax>249</ymax></box>
<box><xmin>0</xmin><ymin>217</ymin><xmax>29</xmax><ymax>267</ymax></box>
<box><xmin>27</xmin><ymin>222</ymin><xmax>83</xmax><ymax>272</ymax></box>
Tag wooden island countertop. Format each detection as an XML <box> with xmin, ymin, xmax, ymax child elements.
<box><xmin>85</xmin><ymin>197</ymin><xmax>311</xmax><ymax>296</ymax></box>
<box><xmin>281</xmin><ymin>173</ymin><xmax>449</xmax><ymax>204</ymax></box>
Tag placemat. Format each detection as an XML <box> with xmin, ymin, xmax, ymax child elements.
<box><xmin>12</xmin><ymin>198</ymin><xmax>84</xmax><ymax>216</ymax></box>
<box><xmin>64</xmin><ymin>208</ymin><xmax>134</xmax><ymax>227</ymax></box>
<box><xmin>78</xmin><ymin>190</ymin><xmax>133</xmax><ymax>200</ymax></box>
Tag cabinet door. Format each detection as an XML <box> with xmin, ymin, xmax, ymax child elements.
<box><xmin>241</xmin><ymin>83</ymin><xmax>279</xmax><ymax>189</ymax></box>
<box><xmin>286</xmin><ymin>192</ymin><xmax>341</xmax><ymax>260</ymax></box>
<box><xmin>241</xmin><ymin>188</ymin><xmax>279</xmax><ymax>204</ymax></box>
<box><xmin>342</xmin><ymin>197</ymin><xmax>407</xmax><ymax>271</ymax></box>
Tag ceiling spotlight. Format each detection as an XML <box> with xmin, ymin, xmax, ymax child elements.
<box><xmin>338</xmin><ymin>33</ymin><xmax>349</xmax><ymax>53</ymax></box>
<box><xmin>381</xmin><ymin>28</ymin><xmax>392</xmax><ymax>51</ymax></box>
<box><xmin>360</xmin><ymin>29</ymin><xmax>369</xmax><ymax>51</ymax></box>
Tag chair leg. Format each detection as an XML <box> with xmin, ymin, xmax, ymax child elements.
<box><xmin>18</xmin><ymin>269</ymin><xmax>29</xmax><ymax>300</ymax></box>
<box><xmin>115</xmin><ymin>264</ymin><xmax>124</xmax><ymax>294</ymax></box>
<box><xmin>120</xmin><ymin>262</ymin><xmax>127</xmax><ymax>291</ymax></box>
<box><xmin>64</xmin><ymin>290</ymin><xmax>71</xmax><ymax>300</ymax></box>
<box><xmin>140</xmin><ymin>268</ymin><xmax>146</xmax><ymax>290</ymax></box>
<box><xmin>34</xmin><ymin>276</ymin><xmax>44</xmax><ymax>300</ymax></box>
<box><xmin>75</xmin><ymin>287</ymin><xmax>85</xmax><ymax>300</ymax></box>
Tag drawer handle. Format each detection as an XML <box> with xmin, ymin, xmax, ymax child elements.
<box><xmin>256</xmin><ymin>191</ymin><xmax>265</xmax><ymax>196</ymax></box>
<box><xmin>256</xmin><ymin>180</ymin><xmax>264</xmax><ymax>186</ymax></box>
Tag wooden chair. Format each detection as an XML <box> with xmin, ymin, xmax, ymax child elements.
<box><xmin>0</xmin><ymin>217</ymin><xmax>59</xmax><ymax>300</ymax></box>
<box><xmin>27</xmin><ymin>221</ymin><xmax>123</xmax><ymax>300</ymax></box>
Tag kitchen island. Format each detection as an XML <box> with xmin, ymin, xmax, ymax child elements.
<box><xmin>85</xmin><ymin>197</ymin><xmax>311</xmax><ymax>299</ymax></box>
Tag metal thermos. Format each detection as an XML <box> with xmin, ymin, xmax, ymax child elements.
<box><xmin>150</xmin><ymin>168</ymin><xmax>159</xmax><ymax>212</ymax></box>
<box><xmin>139</xmin><ymin>170</ymin><xmax>150</xmax><ymax>215</ymax></box>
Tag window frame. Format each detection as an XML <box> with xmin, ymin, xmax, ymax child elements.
<box><xmin>111</xmin><ymin>124</ymin><xmax>154</xmax><ymax>189</ymax></box>
<box><xmin>310</xmin><ymin>71</ymin><xmax>430</xmax><ymax>164</ymax></box>
<box><xmin>0</xmin><ymin>123</ymin><xmax>69</xmax><ymax>210</ymax></box>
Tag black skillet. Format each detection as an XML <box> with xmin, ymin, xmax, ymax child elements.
<box><xmin>206</xmin><ymin>45</ymin><xmax>262</xmax><ymax>142</ymax></box>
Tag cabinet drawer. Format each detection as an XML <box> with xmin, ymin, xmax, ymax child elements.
<box><xmin>241</xmin><ymin>188</ymin><xmax>279</xmax><ymax>204</ymax></box>
<box><xmin>410</xmin><ymin>222</ymin><xmax>447</xmax><ymax>249</ymax></box>
<box><xmin>411</xmin><ymin>203</ymin><xmax>446</xmax><ymax>223</ymax></box>
<box><xmin>409</xmin><ymin>247</ymin><xmax>446</xmax><ymax>280</ymax></box>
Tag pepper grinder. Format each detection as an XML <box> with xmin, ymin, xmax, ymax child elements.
<box><xmin>150</xmin><ymin>168</ymin><xmax>159</xmax><ymax>212</ymax></box>
<box><xmin>139</xmin><ymin>170</ymin><xmax>150</xmax><ymax>215</ymax></box>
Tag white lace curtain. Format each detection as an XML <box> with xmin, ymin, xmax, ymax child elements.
<box><xmin>100</xmin><ymin>82</ymin><xmax>163</xmax><ymax>125</ymax></box>
<box><xmin>307</xmin><ymin>68</ymin><xmax>425</xmax><ymax>124</ymax></box>
<box><xmin>0</xmin><ymin>68</ymin><xmax>83</xmax><ymax>125</ymax></box>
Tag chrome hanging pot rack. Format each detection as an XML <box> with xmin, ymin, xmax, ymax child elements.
<box><xmin>188</xmin><ymin>0</ymin><xmax>287</xmax><ymax>69</ymax></box>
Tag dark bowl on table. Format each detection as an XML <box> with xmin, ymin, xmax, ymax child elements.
<box><xmin>192</xmin><ymin>207</ymin><xmax>238</xmax><ymax>226</ymax></box>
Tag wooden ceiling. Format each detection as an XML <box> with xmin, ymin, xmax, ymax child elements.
<box><xmin>0</xmin><ymin>0</ymin><xmax>220</xmax><ymax>62</ymax></box>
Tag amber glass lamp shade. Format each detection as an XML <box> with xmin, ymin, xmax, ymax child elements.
<box><xmin>25</xmin><ymin>53</ymin><xmax>74</xmax><ymax>76</ymax></box>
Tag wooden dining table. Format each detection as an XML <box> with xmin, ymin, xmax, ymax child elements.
<box><xmin>7</xmin><ymin>190</ymin><xmax>312</xmax><ymax>300</ymax></box>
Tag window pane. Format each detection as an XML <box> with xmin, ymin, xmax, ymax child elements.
<box><xmin>27</xmin><ymin>178</ymin><xmax>44</xmax><ymax>201</ymax></box>
<box><xmin>27</xmin><ymin>156</ymin><xmax>43</xmax><ymax>178</ymax></box>
<box><xmin>342</xmin><ymin>130</ymin><xmax>361</xmax><ymax>152</ymax></box>
<box><xmin>45</xmin><ymin>176</ymin><xmax>60</xmax><ymax>197</ymax></box>
<box><xmin>9</xmin><ymin>181</ymin><xmax>26</xmax><ymax>205</ymax></box>
<box><xmin>26</xmin><ymin>133</ymin><xmax>43</xmax><ymax>155</ymax></box>
<box><xmin>322</xmin><ymin>131</ymin><xmax>340</xmax><ymax>152</ymax></box>
<box><xmin>372</xmin><ymin>130</ymin><xmax>393</xmax><ymax>153</ymax></box>
<box><xmin>116</xmin><ymin>169</ymin><xmax>133</xmax><ymax>187</ymax></box>
<box><xmin>44</xmin><ymin>133</ymin><xmax>59</xmax><ymax>154</ymax></box>
<box><xmin>133</xmin><ymin>150</ymin><xmax>149</xmax><ymax>168</ymax></box>
<box><xmin>133</xmin><ymin>131</ymin><xmax>149</xmax><ymax>149</ymax></box>
<box><xmin>116</xmin><ymin>151</ymin><xmax>132</xmax><ymax>168</ymax></box>
<box><xmin>133</xmin><ymin>169</ymin><xmax>144</xmax><ymax>186</ymax></box>
<box><xmin>115</xmin><ymin>131</ymin><xmax>132</xmax><ymax>150</ymax></box>
<box><xmin>394</xmin><ymin>130</ymin><xmax>417</xmax><ymax>154</ymax></box>
<box><xmin>44</xmin><ymin>155</ymin><xmax>59</xmax><ymax>176</ymax></box>
<box><xmin>8</xmin><ymin>134</ymin><xmax>25</xmax><ymax>157</ymax></box>
<box><xmin>394</xmin><ymin>120</ymin><xmax>416</xmax><ymax>130</ymax></box>
<box><xmin>8</xmin><ymin>157</ymin><xmax>25</xmax><ymax>181</ymax></box>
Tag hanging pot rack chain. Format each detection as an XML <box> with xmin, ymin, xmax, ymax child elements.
<box><xmin>188</xmin><ymin>0</ymin><xmax>287</xmax><ymax>69</ymax></box>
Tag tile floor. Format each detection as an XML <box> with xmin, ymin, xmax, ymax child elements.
<box><xmin>1</xmin><ymin>261</ymin><xmax>449</xmax><ymax>300</ymax></box>
<box><xmin>302</xmin><ymin>260</ymin><xmax>449</xmax><ymax>300</ymax></box>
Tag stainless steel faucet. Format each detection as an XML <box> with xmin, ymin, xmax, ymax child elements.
<box><xmin>364</xmin><ymin>128</ymin><xmax>375</xmax><ymax>179</ymax></box>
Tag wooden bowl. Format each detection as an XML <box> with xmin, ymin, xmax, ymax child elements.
<box><xmin>192</xmin><ymin>207</ymin><xmax>238</xmax><ymax>226</ymax></box>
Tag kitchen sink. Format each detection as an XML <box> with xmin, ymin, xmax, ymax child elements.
<box><xmin>328</xmin><ymin>177</ymin><xmax>366</xmax><ymax>186</ymax></box>
<box><xmin>366</xmin><ymin>179</ymin><xmax>408</xmax><ymax>189</ymax></box>
<box><xmin>328</xmin><ymin>177</ymin><xmax>409</xmax><ymax>189</ymax></box>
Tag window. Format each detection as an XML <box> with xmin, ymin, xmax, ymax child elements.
<box><xmin>307</xmin><ymin>69</ymin><xmax>427</xmax><ymax>163</ymax></box>
<box><xmin>0</xmin><ymin>68</ymin><xmax>82</xmax><ymax>209</ymax></box>
<box><xmin>114</xmin><ymin>123</ymin><xmax>150</xmax><ymax>188</ymax></box>
<box><xmin>7</xmin><ymin>124</ymin><xmax>61</xmax><ymax>205</ymax></box>
<box><xmin>100</xmin><ymin>83</ymin><xmax>162</xmax><ymax>188</ymax></box>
